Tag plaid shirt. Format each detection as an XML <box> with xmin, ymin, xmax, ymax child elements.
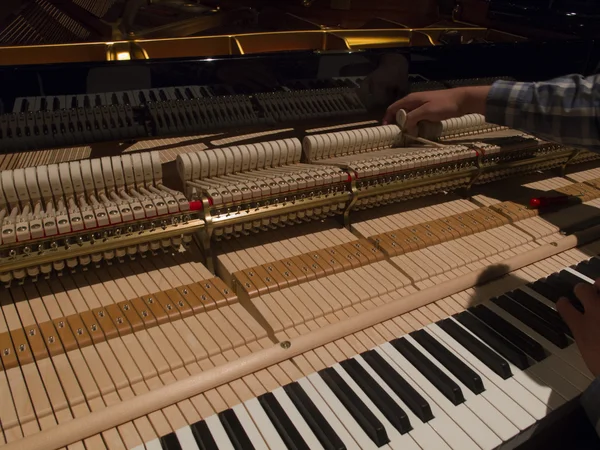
<box><xmin>486</xmin><ymin>74</ymin><xmax>600</xmax><ymax>152</ymax></box>
<box><xmin>489</xmin><ymin>74</ymin><xmax>600</xmax><ymax>433</ymax></box>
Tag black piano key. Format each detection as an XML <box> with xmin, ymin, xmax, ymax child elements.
<box><xmin>410</xmin><ymin>329</ymin><xmax>485</xmax><ymax>394</ymax></box>
<box><xmin>319</xmin><ymin>367</ymin><xmax>390</xmax><ymax>446</ymax></box>
<box><xmin>491</xmin><ymin>296</ymin><xmax>570</xmax><ymax>349</ymax></box>
<box><xmin>219</xmin><ymin>409</ymin><xmax>256</xmax><ymax>450</ymax></box>
<box><xmin>505</xmin><ymin>289</ymin><xmax>573</xmax><ymax>338</ymax></box>
<box><xmin>340</xmin><ymin>358</ymin><xmax>412</xmax><ymax>434</ymax></box>
<box><xmin>527</xmin><ymin>280</ymin><xmax>560</xmax><ymax>303</ymax></box>
<box><xmin>557</xmin><ymin>270</ymin><xmax>591</xmax><ymax>287</ymax></box>
<box><xmin>190</xmin><ymin>420</ymin><xmax>219</xmax><ymax>450</ymax></box>
<box><xmin>284</xmin><ymin>383</ymin><xmax>346</xmax><ymax>450</ymax></box>
<box><xmin>545</xmin><ymin>273</ymin><xmax>575</xmax><ymax>291</ymax></box>
<box><xmin>160</xmin><ymin>432</ymin><xmax>182</xmax><ymax>450</ymax></box>
<box><xmin>573</xmin><ymin>261</ymin><xmax>600</xmax><ymax>280</ymax></box>
<box><xmin>437</xmin><ymin>318</ymin><xmax>512</xmax><ymax>379</ymax></box>
<box><xmin>543</xmin><ymin>275</ymin><xmax>582</xmax><ymax>306</ymax></box>
<box><xmin>587</xmin><ymin>257</ymin><xmax>600</xmax><ymax>276</ymax></box>
<box><xmin>258</xmin><ymin>392</ymin><xmax>310</xmax><ymax>450</ymax></box>
<box><xmin>468</xmin><ymin>304</ymin><xmax>547</xmax><ymax>362</ymax></box>
<box><xmin>390</xmin><ymin>337</ymin><xmax>465</xmax><ymax>405</ymax></box>
<box><xmin>454</xmin><ymin>311</ymin><xmax>531</xmax><ymax>370</ymax></box>
<box><xmin>361</xmin><ymin>350</ymin><xmax>434</xmax><ymax>423</ymax></box>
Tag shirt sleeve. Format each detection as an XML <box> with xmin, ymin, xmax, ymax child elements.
<box><xmin>485</xmin><ymin>74</ymin><xmax>600</xmax><ymax>152</ymax></box>
<box><xmin>581</xmin><ymin>376</ymin><xmax>600</xmax><ymax>436</ymax></box>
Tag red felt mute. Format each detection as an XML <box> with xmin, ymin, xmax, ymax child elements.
<box><xmin>529</xmin><ymin>195</ymin><xmax>571</xmax><ymax>209</ymax></box>
<box><xmin>189</xmin><ymin>201</ymin><xmax>203</xmax><ymax>211</ymax></box>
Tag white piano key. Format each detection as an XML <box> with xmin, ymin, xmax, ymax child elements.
<box><xmin>175</xmin><ymin>426</ymin><xmax>200</xmax><ymax>450</ymax></box>
<box><xmin>130</xmin><ymin>445</ymin><xmax>146</xmax><ymax>450</ymax></box>
<box><xmin>296</xmin><ymin>377</ymin><xmax>360</xmax><ymax>450</ymax></box>
<box><xmin>527</xmin><ymin>359</ymin><xmax>581</xmax><ymax>400</ymax></box>
<box><xmin>306</xmin><ymin>373</ymin><xmax>384</xmax><ymax>450</ymax></box>
<box><xmin>380</xmin><ymin>342</ymin><xmax>501</xmax><ymax>450</ymax></box>
<box><xmin>330</xmin><ymin>363</ymin><xmax>421</xmax><ymax>450</ymax></box>
<box><xmin>232</xmin><ymin>404</ymin><xmax>270</xmax><ymax>450</ymax></box>
<box><xmin>271</xmin><ymin>387</ymin><xmax>325</xmax><ymax>450</ymax></box>
<box><xmin>403</xmin><ymin>334</ymin><xmax>519</xmax><ymax>442</ymax></box>
<box><xmin>204</xmin><ymin>414</ymin><xmax>236</xmax><ymax>450</ymax></box>
<box><xmin>483</xmin><ymin>300</ymin><xmax>594</xmax><ymax>382</ymax></box>
<box><xmin>144</xmin><ymin>439</ymin><xmax>162</xmax><ymax>450</ymax></box>
<box><xmin>427</xmin><ymin>323</ymin><xmax>541</xmax><ymax>426</ymax></box>
<box><xmin>447</xmin><ymin>316</ymin><xmax>566</xmax><ymax>411</ymax></box>
<box><xmin>373</xmin><ymin>346</ymin><xmax>480</xmax><ymax>450</ymax></box>
<box><xmin>353</xmin><ymin>354</ymin><xmax>453</xmax><ymax>450</ymax></box>
<box><xmin>244</xmin><ymin>398</ymin><xmax>288</xmax><ymax>450</ymax></box>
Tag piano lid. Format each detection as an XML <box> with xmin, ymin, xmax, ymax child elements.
<box><xmin>456</xmin><ymin>0</ymin><xmax>600</xmax><ymax>39</ymax></box>
<box><xmin>0</xmin><ymin>0</ymin><xmax>527</xmax><ymax>66</ymax></box>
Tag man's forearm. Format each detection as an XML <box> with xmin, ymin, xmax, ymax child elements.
<box><xmin>485</xmin><ymin>74</ymin><xmax>600</xmax><ymax>152</ymax></box>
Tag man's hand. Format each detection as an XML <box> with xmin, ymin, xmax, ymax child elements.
<box><xmin>383</xmin><ymin>86</ymin><xmax>491</xmax><ymax>133</ymax></box>
<box><xmin>557</xmin><ymin>282</ymin><xmax>600</xmax><ymax>377</ymax></box>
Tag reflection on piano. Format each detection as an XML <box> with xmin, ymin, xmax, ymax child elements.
<box><xmin>1</xmin><ymin>6</ymin><xmax>600</xmax><ymax>450</ymax></box>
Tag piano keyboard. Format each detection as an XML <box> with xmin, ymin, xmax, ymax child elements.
<box><xmin>124</xmin><ymin>245</ymin><xmax>600</xmax><ymax>450</ymax></box>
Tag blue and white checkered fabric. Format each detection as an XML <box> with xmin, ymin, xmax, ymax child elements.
<box><xmin>485</xmin><ymin>74</ymin><xmax>600</xmax><ymax>152</ymax></box>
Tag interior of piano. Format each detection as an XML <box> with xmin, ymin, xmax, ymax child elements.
<box><xmin>3</xmin><ymin>75</ymin><xmax>600</xmax><ymax>448</ymax></box>
<box><xmin>1</xmin><ymin>6</ymin><xmax>600</xmax><ymax>443</ymax></box>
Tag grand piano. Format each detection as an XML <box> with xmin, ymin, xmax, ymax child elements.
<box><xmin>1</xmin><ymin>2</ymin><xmax>600</xmax><ymax>450</ymax></box>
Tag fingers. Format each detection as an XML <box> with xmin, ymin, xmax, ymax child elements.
<box><xmin>405</xmin><ymin>104</ymin><xmax>436</xmax><ymax>132</ymax></box>
<box><xmin>382</xmin><ymin>94</ymin><xmax>429</xmax><ymax>125</ymax></box>
<box><xmin>574</xmin><ymin>282</ymin><xmax>600</xmax><ymax>312</ymax></box>
<box><xmin>557</xmin><ymin>297</ymin><xmax>584</xmax><ymax>338</ymax></box>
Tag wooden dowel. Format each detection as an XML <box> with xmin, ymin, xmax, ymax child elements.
<box><xmin>9</xmin><ymin>225</ymin><xmax>600</xmax><ymax>450</ymax></box>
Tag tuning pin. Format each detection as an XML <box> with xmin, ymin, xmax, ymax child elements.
<box><xmin>150</xmin><ymin>222</ymin><xmax>156</xmax><ymax>231</ymax></box>
<box><xmin>161</xmin><ymin>220</ymin><xmax>167</xmax><ymax>230</ymax></box>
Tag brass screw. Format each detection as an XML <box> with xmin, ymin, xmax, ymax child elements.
<box><xmin>280</xmin><ymin>341</ymin><xmax>291</xmax><ymax>349</ymax></box>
